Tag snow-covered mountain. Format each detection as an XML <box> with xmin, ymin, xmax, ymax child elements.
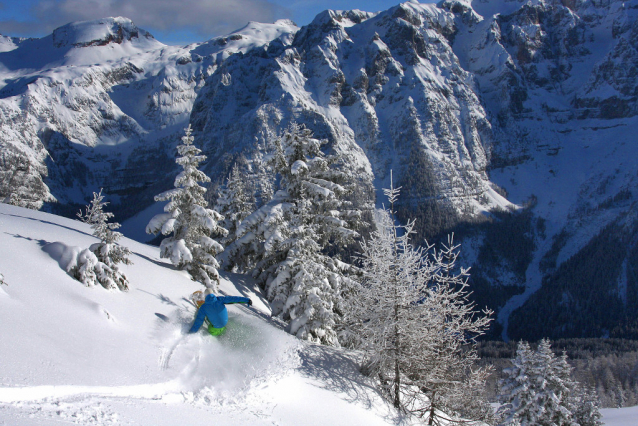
<box><xmin>1</xmin><ymin>0</ymin><xmax>638</xmax><ymax>342</ymax></box>
<box><xmin>451</xmin><ymin>0</ymin><xmax>638</xmax><ymax>341</ymax></box>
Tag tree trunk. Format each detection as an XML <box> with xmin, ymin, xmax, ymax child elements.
<box><xmin>428</xmin><ymin>391</ymin><xmax>436</xmax><ymax>426</ymax></box>
<box><xmin>390</xmin><ymin>181</ymin><xmax>401</xmax><ymax>410</ymax></box>
<box><xmin>393</xmin><ymin>303</ymin><xmax>400</xmax><ymax>409</ymax></box>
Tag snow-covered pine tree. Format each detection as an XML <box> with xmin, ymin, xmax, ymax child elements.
<box><xmin>346</xmin><ymin>177</ymin><xmax>493</xmax><ymax>424</ymax></box>
<box><xmin>146</xmin><ymin>125</ymin><xmax>227</xmax><ymax>289</ymax></box>
<box><xmin>497</xmin><ymin>341</ymin><xmax>541</xmax><ymax>426</ymax></box>
<box><xmin>223</xmin><ymin>123</ymin><xmax>365</xmax><ymax>345</ymax></box>
<box><xmin>76</xmin><ymin>187</ymin><xmax>109</xmax><ymax>226</ymax></box>
<box><xmin>534</xmin><ymin>340</ymin><xmax>576</xmax><ymax>426</ymax></box>
<box><xmin>252</xmin><ymin>141</ymin><xmax>274</xmax><ymax>207</ymax></box>
<box><xmin>571</xmin><ymin>386</ymin><xmax>603</xmax><ymax>426</ymax></box>
<box><xmin>74</xmin><ymin>189</ymin><xmax>131</xmax><ymax>291</ymax></box>
<box><xmin>215</xmin><ymin>163</ymin><xmax>255</xmax><ymax>248</ymax></box>
<box><xmin>498</xmin><ymin>339</ymin><xmax>599</xmax><ymax>426</ymax></box>
<box><xmin>614</xmin><ymin>385</ymin><xmax>626</xmax><ymax>408</ymax></box>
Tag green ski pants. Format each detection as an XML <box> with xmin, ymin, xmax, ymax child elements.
<box><xmin>207</xmin><ymin>323</ymin><xmax>226</xmax><ymax>336</ymax></box>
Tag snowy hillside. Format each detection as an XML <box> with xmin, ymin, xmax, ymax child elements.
<box><xmin>0</xmin><ymin>204</ymin><xmax>400</xmax><ymax>425</ymax></box>
<box><xmin>0</xmin><ymin>202</ymin><xmax>636</xmax><ymax>425</ymax></box>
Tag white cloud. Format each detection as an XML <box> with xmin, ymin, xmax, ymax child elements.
<box><xmin>0</xmin><ymin>0</ymin><xmax>291</xmax><ymax>41</ymax></box>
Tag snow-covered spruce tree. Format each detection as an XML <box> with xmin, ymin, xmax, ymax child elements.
<box><xmin>252</xmin><ymin>141</ymin><xmax>274</xmax><ymax>207</ymax></box>
<box><xmin>498</xmin><ymin>339</ymin><xmax>601</xmax><ymax>426</ymax></box>
<box><xmin>146</xmin><ymin>125</ymin><xmax>227</xmax><ymax>289</ymax></box>
<box><xmin>571</xmin><ymin>386</ymin><xmax>603</xmax><ymax>426</ymax></box>
<box><xmin>345</xmin><ymin>178</ymin><xmax>493</xmax><ymax>424</ymax></box>
<box><xmin>215</xmin><ymin>163</ymin><xmax>255</xmax><ymax>248</ymax></box>
<box><xmin>223</xmin><ymin>123</ymin><xmax>364</xmax><ymax>345</ymax></box>
<box><xmin>533</xmin><ymin>340</ymin><xmax>577</xmax><ymax>426</ymax></box>
<box><xmin>74</xmin><ymin>189</ymin><xmax>131</xmax><ymax>291</ymax></box>
<box><xmin>497</xmin><ymin>341</ymin><xmax>540</xmax><ymax>426</ymax></box>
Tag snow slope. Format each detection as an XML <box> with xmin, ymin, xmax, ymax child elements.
<box><xmin>601</xmin><ymin>405</ymin><xmax>638</xmax><ymax>426</ymax></box>
<box><xmin>0</xmin><ymin>204</ymin><xmax>399</xmax><ymax>425</ymax></box>
<box><xmin>0</xmin><ymin>201</ymin><xmax>635</xmax><ymax>424</ymax></box>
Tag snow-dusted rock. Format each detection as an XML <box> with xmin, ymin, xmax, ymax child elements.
<box><xmin>51</xmin><ymin>17</ymin><xmax>156</xmax><ymax>48</ymax></box>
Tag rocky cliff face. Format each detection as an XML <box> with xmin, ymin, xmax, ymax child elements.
<box><xmin>0</xmin><ymin>17</ymin><xmax>297</xmax><ymax>216</ymax></box>
<box><xmin>449</xmin><ymin>0</ymin><xmax>638</xmax><ymax>340</ymax></box>
<box><xmin>1</xmin><ymin>1</ymin><xmax>638</xmax><ymax>341</ymax></box>
<box><xmin>189</xmin><ymin>4</ymin><xmax>505</xmax><ymax>242</ymax></box>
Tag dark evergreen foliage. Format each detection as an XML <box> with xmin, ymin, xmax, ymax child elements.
<box><xmin>477</xmin><ymin>208</ymin><xmax>536</xmax><ymax>280</ymax></box>
<box><xmin>539</xmin><ymin>228</ymin><xmax>570</xmax><ymax>273</ymax></box>
<box><xmin>508</xmin><ymin>220</ymin><xmax>638</xmax><ymax>341</ymax></box>
<box><xmin>452</xmin><ymin>206</ymin><xmax>536</xmax><ymax>338</ymax></box>
<box><xmin>394</xmin><ymin>146</ymin><xmax>461</xmax><ymax>244</ymax></box>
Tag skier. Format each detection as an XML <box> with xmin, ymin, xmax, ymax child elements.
<box><xmin>189</xmin><ymin>288</ymin><xmax>252</xmax><ymax>336</ymax></box>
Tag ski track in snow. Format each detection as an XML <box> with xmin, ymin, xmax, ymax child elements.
<box><xmin>158</xmin><ymin>330</ymin><xmax>187</xmax><ymax>371</ymax></box>
<box><xmin>0</xmin><ymin>382</ymin><xmax>182</xmax><ymax>403</ymax></box>
<box><xmin>1</xmin><ymin>398</ymin><xmax>122</xmax><ymax>425</ymax></box>
<box><xmin>0</xmin><ymin>203</ymin><xmax>309</xmax><ymax>425</ymax></box>
<box><xmin>0</xmin><ymin>312</ymin><xmax>300</xmax><ymax>425</ymax></box>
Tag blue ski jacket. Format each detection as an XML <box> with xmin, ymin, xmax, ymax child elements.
<box><xmin>189</xmin><ymin>294</ymin><xmax>250</xmax><ymax>333</ymax></box>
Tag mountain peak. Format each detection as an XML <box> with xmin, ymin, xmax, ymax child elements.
<box><xmin>0</xmin><ymin>34</ymin><xmax>24</xmax><ymax>53</ymax></box>
<box><xmin>309</xmin><ymin>9</ymin><xmax>376</xmax><ymax>28</ymax></box>
<box><xmin>51</xmin><ymin>17</ymin><xmax>155</xmax><ymax>48</ymax></box>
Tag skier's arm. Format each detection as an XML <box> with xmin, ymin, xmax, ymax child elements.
<box><xmin>189</xmin><ymin>307</ymin><xmax>207</xmax><ymax>333</ymax></box>
<box><xmin>218</xmin><ymin>296</ymin><xmax>251</xmax><ymax>306</ymax></box>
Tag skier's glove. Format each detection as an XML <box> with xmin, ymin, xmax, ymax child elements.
<box><xmin>248</xmin><ymin>299</ymin><xmax>253</xmax><ymax>307</ymax></box>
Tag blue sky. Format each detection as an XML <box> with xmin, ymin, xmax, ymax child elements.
<box><xmin>0</xmin><ymin>0</ymin><xmax>434</xmax><ymax>45</ymax></box>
